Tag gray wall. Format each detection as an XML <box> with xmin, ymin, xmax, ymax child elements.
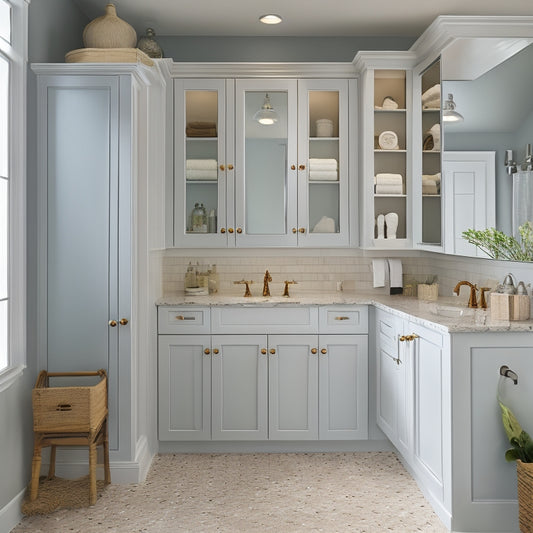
<box><xmin>0</xmin><ymin>1</ymin><xmax>88</xmax><ymax>530</ymax></box>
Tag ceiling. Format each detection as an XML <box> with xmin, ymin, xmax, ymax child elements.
<box><xmin>72</xmin><ymin>0</ymin><xmax>533</xmax><ymax>38</ymax></box>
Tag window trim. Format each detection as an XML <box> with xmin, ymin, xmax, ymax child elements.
<box><xmin>0</xmin><ymin>0</ymin><xmax>28</xmax><ymax>392</ymax></box>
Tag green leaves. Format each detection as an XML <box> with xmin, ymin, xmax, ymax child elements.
<box><xmin>462</xmin><ymin>222</ymin><xmax>533</xmax><ymax>262</ymax></box>
<box><xmin>500</xmin><ymin>401</ymin><xmax>533</xmax><ymax>463</ymax></box>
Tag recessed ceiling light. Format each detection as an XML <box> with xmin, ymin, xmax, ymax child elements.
<box><xmin>259</xmin><ymin>14</ymin><xmax>282</xmax><ymax>25</ymax></box>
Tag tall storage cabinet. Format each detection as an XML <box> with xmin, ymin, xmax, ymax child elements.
<box><xmin>34</xmin><ymin>63</ymin><xmax>167</xmax><ymax>480</ymax></box>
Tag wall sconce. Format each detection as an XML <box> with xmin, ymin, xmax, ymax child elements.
<box><xmin>253</xmin><ymin>93</ymin><xmax>278</xmax><ymax>125</ymax></box>
<box><xmin>442</xmin><ymin>93</ymin><xmax>463</xmax><ymax>123</ymax></box>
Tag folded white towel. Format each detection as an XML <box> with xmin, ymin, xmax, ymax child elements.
<box><xmin>375</xmin><ymin>173</ymin><xmax>403</xmax><ymax>185</ymax></box>
<box><xmin>375</xmin><ymin>184</ymin><xmax>403</xmax><ymax>194</ymax></box>
<box><xmin>388</xmin><ymin>259</ymin><xmax>403</xmax><ymax>288</ymax></box>
<box><xmin>382</xmin><ymin>96</ymin><xmax>399</xmax><ymax>110</ymax></box>
<box><xmin>309</xmin><ymin>163</ymin><xmax>338</xmax><ymax>171</ymax></box>
<box><xmin>423</xmin><ymin>96</ymin><xmax>441</xmax><ymax>109</ymax></box>
<box><xmin>311</xmin><ymin>215</ymin><xmax>336</xmax><ymax>233</ymax></box>
<box><xmin>422</xmin><ymin>84</ymin><xmax>440</xmax><ymax>104</ymax></box>
<box><xmin>422</xmin><ymin>180</ymin><xmax>438</xmax><ymax>195</ymax></box>
<box><xmin>309</xmin><ymin>170</ymin><xmax>338</xmax><ymax>181</ymax></box>
<box><xmin>309</xmin><ymin>158</ymin><xmax>338</xmax><ymax>168</ymax></box>
<box><xmin>422</xmin><ymin>172</ymin><xmax>441</xmax><ymax>184</ymax></box>
<box><xmin>186</xmin><ymin>159</ymin><xmax>218</xmax><ymax>170</ymax></box>
<box><xmin>186</xmin><ymin>169</ymin><xmax>218</xmax><ymax>180</ymax></box>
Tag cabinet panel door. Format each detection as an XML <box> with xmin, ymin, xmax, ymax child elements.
<box><xmin>269</xmin><ymin>335</ymin><xmax>318</xmax><ymax>440</ymax></box>
<box><xmin>319</xmin><ymin>335</ymin><xmax>368</xmax><ymax>440</ymax></box>
<box><xmin>211</xmin><ymin>334</ymin><xmax>268</xmax><ymax>440</ymax></box>
<box><xmin>158</xmin><ymin>335</ymin><xmax>211</xmax><ymax>441</ymax></box>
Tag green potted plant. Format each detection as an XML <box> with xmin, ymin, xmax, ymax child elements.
<box><xmin>500</xmin><ymin>401</ymin><xmax>533</xmax><ymax>531</ymax></box>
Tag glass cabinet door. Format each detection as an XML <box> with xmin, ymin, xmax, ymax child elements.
<box><xmin>173</xmin><ymin>79</ymin><xmax>233</xmax><ymax>247</ymax></box>
<box><xmin>297</xmin><ymin>79</ymin><xmax>349</xmax><ymax>246</ymax></box>
<box><xmin>234</xmin><ymin>79</ymin><xmax>298</xmax><ymax>246</ymax></box>
<box><xmin>420</xmin><ymin>60</ymin><xmax>442</xmax><ymax>246</ymax></box>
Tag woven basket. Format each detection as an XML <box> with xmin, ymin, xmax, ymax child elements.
<box><xmin>517</xmin><ymin>460</ymin><xmax>533</xmax><ymax>532</ymax></box>
<box><xmin>32</xmin><ymin>370</ymin><xmax>107</xmax><ymax>434</ymax></box>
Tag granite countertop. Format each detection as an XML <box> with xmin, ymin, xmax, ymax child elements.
<box><xmin>155</xmin><ymin>292</ymin><xmax>533</xmax><ymax>334</ymax></box>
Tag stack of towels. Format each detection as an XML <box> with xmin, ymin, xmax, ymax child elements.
<box><xmin>186</xmin><ymin>121</ymin><xmax>217</xmax><ymax>137</ymax></box>
<box><xmin>309</xmin><ymin>158</ymin><xmax>338</xmax><ymax>181</ymax></box>
<box><xmin>186</xmin><ymin>159</ymin><xmax>218</xmax><ymax>181</ymax></box>
<box><xmin>374</xmin><ymin>173</ymin><xmax>403</xmax><ymax>195</ymax></box>
<box><xmin>422</xmin><ymin>172</ymin><xmax>440</xmax><ymax>195</ymax></box>
<box><xmin>421</xmin><ymin>84</ymin><xmax>441</xmax><ymax>109</ymax></box>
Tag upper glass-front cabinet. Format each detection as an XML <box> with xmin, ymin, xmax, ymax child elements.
<box><xmin>173</xmin><ymin>77</ymin><xmax>351</xmax><ymax>248</ymax></box>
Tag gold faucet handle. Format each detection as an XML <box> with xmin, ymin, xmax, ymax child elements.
<box><xmin>282</xmin><ymin>280</ymin><xmax>298</xmax><ymax>297</ymax></box>
<box><xmin>479</xmin><ymin>287</ymin><xmax>491</xmax><ymax>309</ymax></box>
<box><xmin>234</xmin><ymin>280</ymin><xmax>253</xmax><ymax>297</ymax></box>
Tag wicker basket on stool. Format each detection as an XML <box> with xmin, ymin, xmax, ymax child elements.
<box><xmin>30</xmin><ymin>369</ymin><xmax>110</xmax><ymax>506</ymax></box>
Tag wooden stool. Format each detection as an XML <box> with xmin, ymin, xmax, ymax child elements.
<box><xmin>30</xmin><ymin>370</ymin><xmax>111</xmax><ymax>506</ymax></box>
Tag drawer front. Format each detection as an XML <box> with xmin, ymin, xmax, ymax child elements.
<box><xmin>211</xmin><ymin>306</ymin><xmax>319</xmax><ymax>334</ymax></box>
<box><xmin>158</xmin><ymin>306</ymin><xmax>210</xmax><ymax>334</ymax></box>
<box><xmin>319</xmin><ymin>305</ymin><xmax>368</xmax><ymax>334</ymax></box>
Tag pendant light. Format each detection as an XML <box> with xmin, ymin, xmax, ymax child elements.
<box><xmin>253</xmin><ymin>93</ymin><xmax>278</xmax><ymax>125</ymax></box>
<box><xmin>442</xmin><ymin>93</ymin><xmax>463</xmax><ymax>123</ymax></box>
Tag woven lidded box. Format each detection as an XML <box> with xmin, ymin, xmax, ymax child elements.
<box><xmin>32</xmin><ymin>370</ymin><xmax>108</xmax><ymax>434</ymax></box>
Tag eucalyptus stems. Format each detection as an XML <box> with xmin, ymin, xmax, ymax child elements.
<box><xmin>462</xmin><ymin>222</ymin><xmax>533</xmax><ymax>261</ymax></box>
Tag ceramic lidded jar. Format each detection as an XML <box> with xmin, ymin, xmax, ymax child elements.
<box><xmin>137</xmin><ymin>28</ymin><xmax>164</xmax><ymax>58</ymax></box>
<box><xmin>83</xmin><ymin>4</ymin><xmax>137</xmax><ymax>49</ymax></box>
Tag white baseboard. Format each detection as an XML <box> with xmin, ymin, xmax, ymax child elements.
<box><xmin>1</xmin><ymin>488</ymin><xmax>25</xmax><ymax>533</ymax></box>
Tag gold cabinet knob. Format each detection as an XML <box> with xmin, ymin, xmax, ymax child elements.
<box><xmin>228</xmin><ymin>164</ymin><xmax>234</xmax><ymax>170</ymax></box>
<box><xmin>299</xmin><ymin>228</ymin><xmax>306</xmax><ymax>233</ymax></box>
<box><xmin>213</xmin><ymin>348</ymin><xmax>219</xmax><ymax>354</ymax></box>
<box><xmin>270</xmin><ymin>349</ymin><xmax>276</xmax><ymax>355</ymax></box>
<box><xmin>299</xmin><ymin>164</ymin><xmax>306</xmax><ymax>170</ymax></box>
<box><xmin>292</xmin><ymin>228</ymin><xmax>297</xmax><ymax>233</ymax></box>
<box><xmin>219</xmin><ymin>164</ymin><xmax>225</xmax><ymax>171</ymax></box>
<box><xmin>335</xmin><ymin>316</ymin><xmax>349</xmax><ymax>321</ymax></box>
<box><xmin>220</xmin><ymin>228</ymin><xmax>226</xmax><ymax>234</ymax></box>
<box><xmin>236</xmin><ymin>228</ymin><xmax>242</xmax><ymax>234</ymax></box>
<box><xmin>261</xmin><ymin>348</ymin><xmax>267</xmax><ymax>355</ymax></box>
<box><xmin>399</xmin><ymin>335</ymin><xmax>407</xmax><ymax>342</ymax></box>
<box><xmin>228</xmin><ymin>228</ymin><xmax>234</xmax><ymax>233</ymax></box>
<box><xmin>291</xmin><ymin>165</ymin><xmax>296</xmax><ymax>170</ymax></box>
<box><xmin>204</xmin><ymin>348</ymin><xmax>211</xmax><ymax>355</ymax></box>
<box><xmin>119</xmin><ymin>318</ymin><xmax>129</xmax><ymax>326</ymax></box>
<box><xmin>321</xmin><ymin>348</ymin><xmax>327</xmax><ymax>354</ymax></box>
<box><xmin>109</xmin><ymin>320</ymin><xmax>117</xmax><ymax>327</ymax></box>
<box><xmin>311</xmin><ymin>348</ymin><xmax>318</xmax><ymax>354</ymax></box>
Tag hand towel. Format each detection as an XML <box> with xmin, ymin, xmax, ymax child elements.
<box><xmin>186</xmin><ymin>169</ymin><xmax>218</xmax><ymax>180</ymax></box>
<box><xmin>423</xmin><ymin>97</ymin><xmax>441</xmax><ymax>109</ymax></box>
<box><xmin>422</xmin><ymin>180</ymin><xmax>438</xmax><ymax>195</ymax></box>
<box><xmin>421</xmin><ymin>84</ymin><xmax>440</xmax><ymax>104</ymax></box>
<box><xmin>372</xmin><ymin>259</ymin><xmax>386</xmax><ymax>288</ymax></box>
<box><xmin>422</xmin><ymin>172</ymin><xmax>441</xmax><ymax>184</ymax></box>
<box><xmin>382</xmin><ymin>96</ymin><xmax>399</xmax><ymax>110</ymax></box>
<box><xmin>375</xmin><ymin>184</ymin><xmax>403</xmax><ymax>194</ymax></box>
<box><xmin>309</xmin><ymin>163</ymin><xmax>339</xmax><ymax>171</ymax></box>
<box><xmin>388</xmin><ymin>259</ymin><xmax>403</xmax><ymax>294</ymax></box>
<box><xmin>309</xmin><ymin>170</ymin><xmax>338</xmax><ymax>181</ymax></box>
<box><xmin>309</xmin><ymin>158</ymin><xmax>338</xmax><ymax>168</ymax></box>
<box><xmin>375</xmin><ymin>173</ymin><xmax>403</xmax><ymax>184</ymax></box>
<box><xmin>186</xmin><ymin>159</ymin><xmax>218</xmax><ymax>170</ymax></box>
<box><xmin>385</xmin><ymin>212</ymin><xmax>399</xmax><ymax>239</ymax></box>
<box><xmin>187</xmin><ymin>121</ymin><xmax>216</xmax><ymax>129</ymax></box>
<box><xmin>311</xmin><ymin>216</ymin><xmax>336</xmax><ymax>233</ymax></box>
<box><xmin>426</xmin><ymin>123</ymin><xmax>441</xmax><ymax>151</ymax></box>
<box><xmin>186</xmin><ymin>127</ymin><xmax>217</xmax><ymax>137</ymax></box>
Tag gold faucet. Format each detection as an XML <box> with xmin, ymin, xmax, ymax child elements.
<box><xmin>282</xmin><ymin>280</ymin><xmax>297</xmax><ymax>297</ymax></box>
<box><xmin>263</xmin><ymin>270</ymin><xmax>272</xmax><ymax>297</ymax></box>
<box><xmin>453</xmin><ymin>281</ymin><xmax>478</xmax><ymax>308</ymax></box>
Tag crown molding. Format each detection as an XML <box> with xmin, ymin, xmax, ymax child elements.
<box><xmin>352</xmin><ymin>51</ymin><xmax>417</xmax><ymax>73</ymax></box>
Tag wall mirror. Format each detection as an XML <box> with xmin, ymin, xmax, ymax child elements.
<box><xmin>441</xmin><ymin>38</ymin><xmax>533</xmax><ymax>260</ymax></box>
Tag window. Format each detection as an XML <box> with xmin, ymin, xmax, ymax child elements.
<box><xmin>0</xmin><ymin>0</ymin><xmax>27</xmax><ymax>391</ymax></box>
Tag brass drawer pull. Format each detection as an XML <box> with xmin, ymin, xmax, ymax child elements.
<box><xmin>176</xmin><ymin>315</ymin><xmax>195</xmax><ymax>321</ymax></box>
<box><xmin>335</xmin><ymin>316</ymin><xmax>350</xmax><ymax>321</ymax></box>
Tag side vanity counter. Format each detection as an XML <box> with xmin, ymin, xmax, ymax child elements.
<box><xmin>156</xmin><ymin>293</ymin><xmax>533</xmax><ymax>533</ymax></box>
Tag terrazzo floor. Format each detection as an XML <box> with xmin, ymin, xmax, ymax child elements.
<box><xmin>13</xmin><ymin>452</ymin><xmax>448</xmax><ymax>532</ymax></box>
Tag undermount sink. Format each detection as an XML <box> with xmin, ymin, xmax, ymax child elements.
<box><xmin>431</xmin><ymin>304</ymin><xmax>475</xmax><ymax>318</ymax></box>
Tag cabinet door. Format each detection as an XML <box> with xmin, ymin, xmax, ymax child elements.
<box><xmin>211</xmin><ymin>334</ymin><xmax>268</xmax><ymax>440</ymax></box>
<box><xmin>234</xmin><ymin>79</ymin><xmax>298</xmax><ymax>246</ymax></box>
<box><xmin>158</xmin><ymin>335</ymin><xmax>211</xmax><ymax>441</ymax></box>
<box><xmin>297</xmin><ymin>79</ymin><xmax>350</xmax><ymax>246</ymax></box>
<box><xmin>174</xmin><ymin>79</ymin><xmax>234</xmax><ymax>247</ymax></box>
<box><xmin>268</xmin><ymin>335</ymin><xmax>318</xmax><ymax>440</ymax></box>
<box><xmin>319</xmin><ymin>335</ymin><xmax>368</xmax><ymax>440</ymax></box>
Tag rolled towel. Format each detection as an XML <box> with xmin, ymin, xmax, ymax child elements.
<box><xmin>309</xmin><ymin>170</ymin><xmax>338</xmax><ymax>181</ymax></box>
<box><xmin>309</xmin><ymin>158</ymin><xmax>338</xmax><ymax>168</ymax></box>
<box><xmin>375</xmin><ymin>184</ymin><xmax>403</xmax><ymax>194</ymax></box>
<box><xmin>312</xmin><ymin>216</ymin><xmax>336</xmax><ymax>233</ymax></box>
<box><xmin>422</xmin><ymin>180</ymin><xmax>438</xmax><ymax>195</ymax></box>
<box><xmin>382</xmin><ymin>96</ymin><xmax>399</xmax><ymax>110</ymax></box>
<box><xmin>421</xmin><ymin>84</ymin><xmax>440</xmax><ymax>104</ymax></box>
<box><xmin>423</xmin><ymin>96</ymin><xmax>440</xmax><ymax>109</ymax></box>
<box><xmin>186</xmin><ymin>159</ymin><xmax>218</xmax><ymax>170</ymax></box>
<box><xmin>375</xmin><ymin>173</ymin><xmax>403</xmax><ymax>184</ymax></box>
<box><xmin>186</xmin><ymin>169</ymin><xmax>218</xmax><ymax>180</ymax></box>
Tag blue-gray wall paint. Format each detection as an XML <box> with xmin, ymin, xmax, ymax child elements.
<box><xmin>155</xmin><ymin>35</ymin><xmax>416</xmax><ymax>62</ymax></box>
<box><xmin>0</xmin><ymin>2</ymin><xmax>88</xmax><ymax>531</ymax></box>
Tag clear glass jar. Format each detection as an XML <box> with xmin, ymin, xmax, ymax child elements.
<box><xmin>191</xmin><ymin>203</ymin><xmax>207</xmax><ymax>233</ymax></box>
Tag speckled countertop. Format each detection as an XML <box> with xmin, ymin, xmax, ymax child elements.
<box><xmin>156</xmin><ymin>291</ymin><xmax>533</xmax><ymax>334</ymax></box>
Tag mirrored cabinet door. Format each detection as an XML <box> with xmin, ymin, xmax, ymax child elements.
<box><xmin>420</xmin><ymin>60</ymin><xmax>442</xmax><ymax>246</ymax></box>
<box><xmin>234</xmin><ymin>79</ymin><xmax>298</xmax><ymax>246</ymax></box>
<box><xmin>174</xmin><ymin>79</ymin><xmax>233</xmax><ymax>247</ymax></box>
<box><xmin>297</xmin><ymin>79</ymin><xmax>350</xmax><ymax>246</ymax></box>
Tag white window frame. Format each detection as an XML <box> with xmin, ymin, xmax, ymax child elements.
<box><xmin>0</xmin><ymin>0</ymin><xmax>28</xmax><ymax>392</ymax></box>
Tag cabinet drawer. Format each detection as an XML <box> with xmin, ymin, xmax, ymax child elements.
<box><xmin>211</xmin><ymin>306</ymin><xmax>319</xmax><ymax>334</ymax></box>
<box><xmin>319</xmin><ymin>305</ymin><xmax>368</xmax><ymax>334</ymax></box>
<box><xmin>158</xmin><ymin>306</ymin><xmax>210</xmax><ymax>334</ymax></box>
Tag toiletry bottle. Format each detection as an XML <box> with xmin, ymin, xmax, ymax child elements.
<box><xmin>208</xmin><ymin>209</ymin><xmax>217</xmax><ymax>233</ymax></box>
<box><xmin>184</xmin><ymin>262</ymin><xmax>197</xmax><ymax>288</ymax></box>
<box><xmin>192</xmin><ymin>203</ymin><xmax>207</xmax><ymax>233</ymax></box>
<box><xmin>208</xmin><ymin>264</ymin><xmax>219</xmax><ymax>294</ymax></box>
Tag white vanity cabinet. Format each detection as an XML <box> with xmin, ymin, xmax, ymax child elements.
<box><xmin>172</xmin><ymin>74</ymin><xmax>354</xmax><ymax>248</ymax></box>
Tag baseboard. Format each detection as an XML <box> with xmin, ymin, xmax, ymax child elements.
<box><xmin>134</xmin><ymin>434</ymin><xmax>155</xmax><ymax>482</ymax></box>
<box><xmin>0</xmin><ymin>488</ymin><xmax>25</xmax><ymax>533</ymax></box>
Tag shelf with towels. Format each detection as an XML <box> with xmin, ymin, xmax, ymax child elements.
<box><xmin>374</xmin><ymin>149</ymin><xmax>407</xmax><ymax>153</ymax></box>
<box><xmin>375</xmin><ymin>194</ymin><xmax>407</xmax><ymax>198</ymax></box>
